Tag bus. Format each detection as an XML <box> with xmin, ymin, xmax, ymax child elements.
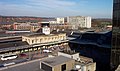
<box><xmin>1</xmin><ymin>54</ymin><xmax>17</xmax><ymax>61</ymax></box>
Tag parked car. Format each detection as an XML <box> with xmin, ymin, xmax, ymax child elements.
<box><xmin>43</xmin><ymin>50</ymin><xmax>52</xmax><ymax>53</ymax></box>
<box><xmin>19</xmin><ymin>53</ymin><xmax>27</xmax><ymax>57</ymax></box>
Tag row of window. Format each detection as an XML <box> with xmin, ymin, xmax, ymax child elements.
<box><xmin>23</xmin><ymin>36</ymin><xmax>66</xmax><ymax>44</ymax></box>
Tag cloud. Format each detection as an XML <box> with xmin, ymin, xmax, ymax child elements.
<box><xmin>26</xmin><ymin>0</ymin><xmax>76</xmax><ymax>8</ymax></box>
<box><xmin>0</xmin><ymin>0</ymin><xmax>82</xmax><ymax>17</ymax></box>
<box><xmin>0</xmin><ymin>0</ymin><xmax>112</xmax><ymax>18</ymax></box>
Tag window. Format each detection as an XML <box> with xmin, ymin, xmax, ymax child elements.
<box><xmin>32</xmin><ymin>40</ymin><xmax>34</xmax><ymax>43</ymax></box>
<box><xmin>40</xmin><ymin>39</ymin><xmax>42</xmax><ymax>42</ymax></box>
<box><xmin>61</xmin><ymin>64</ymin><xmax>66</xmax><ymax>71</ymax></box>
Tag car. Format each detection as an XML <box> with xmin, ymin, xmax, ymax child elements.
<box><xmin>43</xmin><ymin>50</ymin><xmax>52</xmax><ymax>53</ymax></box>
<box><xmin>19</xmin><ymin>53</ymin><xmax>27</xmax><ymax>57</ymax></box>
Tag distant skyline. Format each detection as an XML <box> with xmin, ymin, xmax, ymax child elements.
<box><xmin>0</xmin><ymin>0</ymin><xmax>113</xmax><ymax>18</ymax></box>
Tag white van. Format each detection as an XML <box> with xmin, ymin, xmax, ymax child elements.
<box><xmin>43</xmin><ymin>50</ymin><xmax>52</xmax><ymax>53</ymax></box>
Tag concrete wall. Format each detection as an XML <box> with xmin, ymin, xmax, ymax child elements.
<box><xmin>53</xmin><ymin>59</ymin><xmax>75</xmax><ymax>71</ymax></box>
<box><xmin>86</xmin><ymin>62</ymin><xmax>96</xmax><ymax>71</ymax></box>
<box><xmin>58</xmin><ymin>52</ymin><xmax>80</xmax><ymax>61</ymax></box>
<box><xmin>78</xmin><ymin>62</ymin><xmax>96</xmax><ymax>71</ymax></box>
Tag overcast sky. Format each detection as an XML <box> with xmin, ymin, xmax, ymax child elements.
<box><xmin>0</xmin><ymin>0</ymin><xmax>113</xmax><ymax>18</ymax></box>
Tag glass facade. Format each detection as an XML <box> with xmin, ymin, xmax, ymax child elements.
<box><xmin>111</xmin><ymin>0</ymin><xmax>120</xmax><ymax>69</ymax></box>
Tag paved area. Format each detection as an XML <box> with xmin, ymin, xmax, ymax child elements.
<box><xmin>0</xmin><ymin>59</ymin><xmax>45</xmax><ymax>71</ymax></box>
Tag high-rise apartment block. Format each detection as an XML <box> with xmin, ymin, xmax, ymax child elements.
<box><xmin>67</xmin><ymin>16</ymin><xmax>91</xmax><ymax>29</ymax></box>
<box><xmin>56</xmin><ymin>18</ymin><xmax>64</xmax><ymax>24</ymax></box>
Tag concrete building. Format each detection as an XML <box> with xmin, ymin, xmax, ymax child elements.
<box><xmin>56</xmin><ymin>18</ymin><xmax>64</xmax><ymax>24</ymax></box>
<box><xmin>74</xmin><ymin>56</ymin><xmax>96</xmax><ymax>71</ymax></box>
<box><xmin>0</xmin><ymin>23</ymin><xmax>13</xmax><ymax>30</ymax></box>
<box><xmin>49</xmin><ymin>21</ymin><xmax>57</xmax><ymax>24</ymax></box>
<box><xmin>42</xmin><ymin>26</ymin><xmax>50</xmax><ymax>35</ymax></box>
<box><xmin>13</xmin><ymin>22</ymin><xmax>40</xmax><ymax>32</ymax></box>
<box><xmin>58</xmin><ymin>51</ymin><xmax>80</xmax><ymax>61</ymax></box>
<box><xmin>22</xmin><ymin>33</ymin><xmax>66</xmax><ymax>45</ymax></box>
<box><xmin>40</xmin><ymin>56</ymin><xmax>75</xmax><ymax>71</ymax></box>
<box><xmin>50</xmin><ymin>24</ymin><xmax>73</xmax><ymax>31</ymax></box>
<box><xmin>58</xmin><ymin>51</ymin><xmax>96</xmax><ymax>71</ymax></box>
<box><xmin>67</xmin><ymin>16</ymin><xmax>91</xmax><ymax>29</ymax></box>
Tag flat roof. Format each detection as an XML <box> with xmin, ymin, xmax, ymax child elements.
<box><xmin>0</xmin><ymin>41</ymin><xmax>30</xmax><ymax>53</ymax></box>
<box><xmin>75</xmin><ymin>56</ymin><xmax>94</xmax><ymax>66</ymax></box>
<box><xmin>41</xmin><ymin>56</ymin><xmax>74</xmax><ymax>67</ymax></box>
<box><xmin>0</xmin><ymin>59</ymin><xmax>44</xmax><ymax>71</ymax></box>
<box><xmin>24</xmin><ymin>33</ymin><xmax>66</xmax><ymax>37</ymax></box>
<box><xmin>59</xmin><ymin>50</ymin><xmax>78</xmax><ymax>55</ymax></box>
<box><xmin>0</xmin><ymin>41</ymin><xmax>28</xmax><ymax>49</ymax></box>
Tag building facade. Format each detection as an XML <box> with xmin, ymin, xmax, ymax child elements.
<box><xmin>13</xmin><ymin>22</ymin><xmax>40</xmax><ymax>32</ymax></box>
<box><xmin>57</xmin><ymin>51</ymin><xmax>96</xmax><ymax>71</ymax></box>
<box><xmin>111</xmin><ymin>0</ymin><xmax>120</xmax><ymax>69</ymax></box>
<box><xmin>67</xmin><ymin>16</ymin><xmax>91</xmax><ymax>29</ymax></box>
<box><xmin>40</xmin><ymin>56</ymin><xmax>75</xmax><ymax>71</ymax></box>
<box><xmin>58</xmin><ymin>51</ymin><xmax>80</xmax><ymax>61</ymax></box>
<box><xmin>50</xmin><ymin>24</ymin><xmax>73</xmax><ymax>31</ymax></box>
<box><xmin>22</xmin><ymin>33</ymin><xmax>66</xmax><ymax>45</ymax></box>
<box><xmin>56</xmin><ymin>18</ymin><xmax>64</xmax><ymax>24</ymax></box>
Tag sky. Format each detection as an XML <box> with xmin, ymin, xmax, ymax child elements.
<box><xmin>0</xmin><ymin>0</ymin><xmax>113</xmax><ymax>18</ymax></box>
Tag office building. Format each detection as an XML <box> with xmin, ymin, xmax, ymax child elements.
<box><xmin>40</xmin><ymin>56</ymin><xmax>75</xmax><ymax>71</ymax></box>
<box><xmin>111</xmin><ymin>0</ymin><xmax>120</xmax><ymax>70</ymax></box>
<box><xmin>67</xmin><ymin>16</ymin><xmax>91</xmax><ymax>29</ymax></box>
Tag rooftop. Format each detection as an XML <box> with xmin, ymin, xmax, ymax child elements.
<box><xmin>0</xmin><ymin>41</ymin><xmax>28</xmax><ymax>49</ymax></box>
<box><xmin>24</xmin><ymin>33</ymin><xmax>65</xmax><ymax>37</ymax></box>
<box><xmin>59</xmin><ymin>50</ymin><xmax>78</xmax><ymax>55</ymax></box>
<box><xmin>69</xmin><ymin>31</ymin><xmax>112</xmax><ymax>48</ymax></box>
<box><xmin>0</xmin><ymin>41</ymin><xmax>30</xmax><ymax>53</ymax></box>
<box><xmin>0</xmin><ymin>59</ymin><xmax>44</xmax><ymax>71</ymax></box>
<box><xmin>75</xmin><ymin>56</ymin><xmax>94</xmax><ymax>65</ymax></box>
<box><xmin>0</xmin><ymin>36</ymin><xmax>22</xmax><ymax>43</ymax></box>
<box><xmin>41</xmin><ymin>56</ymin><xmax>74</xmax><ymax>67</ymax></box>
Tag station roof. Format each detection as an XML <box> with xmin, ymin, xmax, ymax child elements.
<box><xmin>0</xmin><ymin>41</ymin><xmax>31</xmax><ymax>53</ymax></box>
<box><xmin>0</xmin><ymin>39</ymin><xmax>68</xmax><ymax>53</ymax></box>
